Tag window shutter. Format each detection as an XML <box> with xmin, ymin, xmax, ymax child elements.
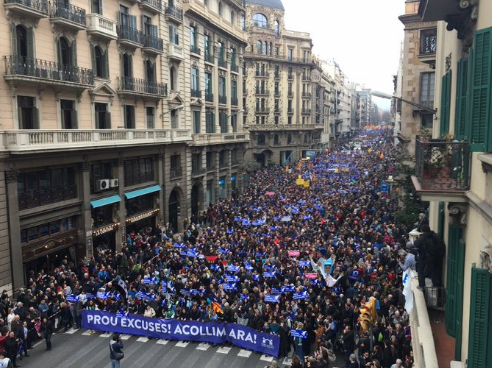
<box><xmin>454</xmin><ymin>236</ymin><xmax>466</xmax><ymax>361</ymax></box>
<box><xmin>105</xmin><ymin>111</ymin><xmax>111</xmax><ymax>129</ymax></box>
<box><xmin>129</xmin><ymin>15</ymin><xmax>137</xmax><ymax>29</ymax></box>
<box><xmin>169</xmin><ymin>25</ymin><xmax>174</xmax><ymax>43</ymax></box>
<box><xmin>454</xmin><ymin>58</ymin><xmax>468</xmax><ymax>140</ymax></box>
<box><xmin>439</xmin><ymin>71</ymin><xmax>451</xmax><ymax>137</ymax></box>
<box><xmin>141</xmin><ymin>15</ymin><xmax>146</xmax><ymax>34</ymax></box>
<box><xmin>468</xmin><ymin>267</ymin><xmax>491</xmax><ymax>368</ymax></box>
<box><xmin>72</xmin><ymin>39</ymin><xmax>77</xmax><ymax>66</ymax></box>
<box><xmin>104</xmin><ymin>50</ymin><xmax>109</xmax><ymax>78</ymax></box>
<box><xmin>26</xmin><ymin>27</ymin><xmax>34</xmax><ymax>60</ymax></box>
<box><xmin>123</xmin><ymin>106</ymin><xmax>128</xmax><ymax>128</ymax></box>
<box><xmin>468</xmin><ymin>27</ymin><xmax>492</xmax><ymax>152</ymax></box>
<box><xmin>90</xmin><ymin>45</ymin><xmax>96</xmax><ymax>72</ymax></box>
<box><xmin>17</xmin><ymin>106</ymin><xmax>23</xmax><ymax>129</ymax></box>
<box><xmin>11</xmin><ymin>23</ymin><xmax>17</xmax><ymax>56</ymax></box>
<box><xmin>445</xmin><ymin>225</ymin><xmax>459</xmax><ymax>337</ymax></box>
<box><xmin>32</xmin><ymin>107</ymin><xmax>39</xmax><ymax>129</ymax></box>
<box><xmin>70</xmin><ymin>109</ymin><xmax>78</xmax><ymax>129</ymax></box>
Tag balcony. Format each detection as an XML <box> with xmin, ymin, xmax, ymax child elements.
<box><xmin>219</xmin><ymin>95</ymin><xmax>227</xmax><ymax>104</ymax></box>
<box><xmin>4</xmin><ymin>0</ymin><xmax>48</xmax><ymax>19</ymax></box>
<box><xmin>205</xmin><ymin>92</ymin><xmax>213</xmax><ymax>103</ymax></box>
<box><xmin>117</xmin><ymin>26</ymin><xmax>143</xmax><ymax>48</ymax></box>
<box><xmin>302</xmin><ymin>74</ymin><xmax>311</xmax><ymax>81</ymax></box>
<box><xmin>140</xmin><ymin>0</ymin><xmax>162</xmax><ymax>14</ymax></box>
<box><xmin>49</xmin><ymin>0</ymin><xmax>86</xmax><ymax>30</ymax></box>
<box><xmin>19</xmin><ymin>185</ymin><xmax>77</xmax><ymax>210</ymax></box>
<box><xmin>87</xmin><ymin>13</ymin><xmax>117</xmax><ymax>40</ymax></box>
<box><xmin>255</xmin><ymin>88</ymin><xmax>269</xmax><ymax>96</ymax></box>
<box><xmin>170</xmin><ymin>167</ymin><xmax>183</xmax><ymax>179</ymax></box>
<box><xmin>412</xmin><ymin>138</ymin><xmax>470</xmax><ymax>202</ymax></box>
<box><xmin>256</xmin><ymin>107</ymin><xmax>269</xmax><ymax>114</ymax></box>
<box><xmin>255</xmin><ymin>71</ymin><xmax>269</xmax><ymax>78</ymax></box>
<box><xmin>124</xmin><ymin>171</ymin><xmax>155</xmax><ymax>187</ymax></box>
<box><xmin>191</xmin><ymin>88</ymin><xmax>202</xmax><ymax>98</ymax></box>
<box><xmin>165</xmin><ymin>5</ymin><xmax>183</xmax><ymax>23</ymax></box>
<box><xmin>231</xmin><ymin>63</ymin><xmax>238</xmax><ymax>73</ymax></box>
<box><xmin>4</xmin><ymin>55</ymin><xmax>94</xmax><ymax>91</ymax></box>
<box><xmin>302</xmin><ymin>92</ymin><xmax>311</xmax><ymax>98</ymax></box>
<box><xmin>218</xmin><ymin>58</ymin><xmax>227</xmax><ymax>69</ymax></box>
<box><xmin>204</xmin><ymin>53</ymin><xmax>214</xmax><ymax>64</ymax></box>
<box><xmin>231</xmin><ymin>97</ymin><xmax>238</xmax><ymax>106</ymax></box>
<box><xmin>117</xmin><ymin>77</ymin><xmax>167</xmax><ymax>99</ymax></box>
<box><xmin>418</xmin><ymin>28</ymin><xmax>437</xmax><ymax>66</ymax></box>
<box><xmin>287</xmin><ymin>73</ymin><xmax>294</xmax><ymax>80</ymax></box>
<box><xmin>191</xmin><ymin>167</ymin><xmax>206</xmax><ymax>176</ymax></box>
<box><xmin>191</xmin><ymin>133</ymin><xmax>249</xmax><ymax>146</ymax></box>
<box><xmin>167</xmin><ymin>43</ymin><xmax>184</xmax><ymax>60</ymax></box>
<box><xmin>0</xmin><ymin>129</ymin><xmax>191</xmax><ymax>153</ymax></box>
<box><xmin>190</xmin><ymin>45</ymin><xmax>201</xmax><ymax>55</ymax></box>
<box><xmin>142</xmin><ymin>34</ymin><xmax>164</xmax><ymax>55</ymax></box>
<box><xmin>301</xmin><ymin>109</ymin><xmax>311</xmax><ymax>115</ymax></box>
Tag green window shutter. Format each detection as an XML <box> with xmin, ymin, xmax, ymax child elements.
<box><xmin>11</xmin><ymin>23</ymin><xmax>17</xmax><ymax>56</ymax></box>
<box><xmin>445</xmin><ymin>225</ymin><xmax>458</xmax><ymax>337</ymax></box>
<box><xmin>72</xmin><ymin>39</ymin><xmax>77</xmax><ymax>67</ymax></box>
<box><xmin>104</xmin><ymin>50</ymin><xmax>109</xmax><ymax>79</ymax></box>
<box><xmin>468</xmin><ymin>267</ymin><xmax>491</xmax><ymax>368</ymax></box>
<box><xmin>437</xmin><ymin>202</ymin><xmax>445</xmax><ymax>238</ymax></box>
<box><xmin>455</xmin><ymin>236</ymin><xmax>466</xmax><ymax>361</ymax></box>
<box><xmin>468</xmin><ymin>27</ymin><xmax>492</xmax><ymax>152</ymax></box>
<box><xmin>455</xmin><ymin>58</ymin><xmax>468</xmax><ymax>140</ymax></box>
<box><xmin>440</xmin><ymin>72</ymin><xmax>450</xmax><ymax>137</ymax></box>
<box><xmin>90</xmin><ymin>45</ymin><xmax>96</xmax><ymax>72</ymax></box>
<box><xmin>26</xmin><ymin>27</ymin><xmax>34</xmax><ymax>60</ymax></box>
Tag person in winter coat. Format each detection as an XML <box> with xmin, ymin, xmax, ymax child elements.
<box><xmin>109</xmin><ymin>334</ymin><xmax>124</xmax><ymax>368</ymax></box>
<box><xmin>4</xmin><ymin>332</ymin><xmax>18</xmax><ymax>368</ymax></box>
<box><xmin>40</xmin><ymin>317</ymin><xmax>54</xmax><ymax>351</ymax></box>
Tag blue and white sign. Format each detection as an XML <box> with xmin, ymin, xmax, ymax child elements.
<box><xmin>82</xmin><ymin>311</ymin><xmax>279</xmax><ymax>357</ymax></box>
<box><xmin>290</xmin><ymin>330</ymin><xmax>308</xmax><ymax>339</ymax></box>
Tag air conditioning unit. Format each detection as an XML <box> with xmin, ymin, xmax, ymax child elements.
<box><xmin>110</xmin><ymin>179</ymin><xmax>119</xmax><ymax>188</ymax></box>
<box><xmin>95</xmin><ymin>179</ymin><xmax>110</xmax><ymax>192</ymax></box>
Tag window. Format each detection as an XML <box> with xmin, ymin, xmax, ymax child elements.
<box><xmin>231</xmin><ymin>80</ymin><xmax>237</xmax><ymax>100</ymax></box>
<box><xmin>219</xmin><ymin>111</ymin><xmax>228</xmax><ymax>133</ymax></box>
<box><xmin>60</xmin><ymin>99</ymin><xmax>77</xmax><ymax>129</ymax></box>
<box><xmin>257</xmin><ymin>134</ymin><xmax>265</xmax><ymax>145</ymax></box>
<box><xmin>288</xmin><ymin>116</ymin><xmax>292</xmax><ymax>124</ymax></box>
<box><xmin>219</xmin><ymin>150</ymin><xmax>227</xmax><ymax>167</ymax></box>
<box><xmin>124</xmin><ymin>157</ymin><xmax>154</xmax><ymax>186</ymax></box>
<box><xmin>288</xmin><ymin>48</ymin><xmax>293</xmax><ymax>62</ymax></box>
<box><xmin>91</xmin><ymin>45</ymin><xmax>108</xmax><ymax>78</ymax></box>
<box><xmin>171</xmin><ymin>109</ymin><xmax>178</xmax><ymax>129</ymax></box>
<box><xmin>58</xmin><ymin>36</ymin><xmax>75</xmax><ymax>67</ymax></box>
<box><xmin>275</xmin><ymin>99</ymin><xmax>279</xmax><ymax>112</ymax></box>
<box><xmin>262</xmin><ymin>41</ymin><xmax>267</xmax><ymax>55</ymax></box>
<box><xmin>205</xmin><ymin>72</ymin><xmax>212</xmax><ymax>94</ymax></box>
<box><xmin>191</xmin><ymin>67</ymin><xmax>200</xmax><ymax>92</ymax></box>
<box><xmin>230</xmin><ymin>47</ymin><xmax>237</xmax><ymax>68</ymax></box>
<box><xmin>230</xmin><ymin>11</ymin><xmax>235</xmax><ymax>25</ymax></box>
<box><xmin>146</xmin><ymin>107</ymin><xmax>155</xmax><ymax>129</ymax></box>
<box><xmin>287</xmin><ymin>134</ymin><xmax>292</xmax><ymax>144</ymax></box>
<box><xmin>126</xmin><ymin>193</ymin><xmax>154</xmax><ymax>216</ymax></box>
<box><xmin>253</xmin><ymin>13</ymin><xmax>268</xmax><ymax>28</ymax></box>
<box><xmin>95</xmin><ymin>102</ymin><xmax>111</xmax><ymax>129</ymax></box>
<box><xmin>122</xmin><ymin>53</ymin><xmax>133</xmax><ymax>79</ymax></box>
<box><xmin>193</xmin><ymin>110</ymin><xmax>201</xmax><ymax>133</ymax></box>
<box><xmin>204</xmin><ymin>34</ymin><xmax>210</xmax><ymax>56</ymax></box>
<box><xmin>170</xmin><ymin>66</ymin><xmax>176</xmax><ymax>91</ymax></box>
<box><xmin>218</xmin><ymin>1</ymin><xmax>222</xmax><ymax>16</ymax></box>
<box><xmin>169</xmin><ymin>25</ymin><xmax>179</xmax><ymax>45</ymax></box>
<box><xmin>92</xmin><ymin>0</ymin><xmax>102</xmax><ymax>14</ymax></box>
<box><xmin>241</xmin><ymin>15</ymin><xmax>245</xmax><ymax>30</ymax></box>
<box><xmin>219</xmin><ymin>77</ymin><xmax>226</xmax><ymax>97</ymax></box>
<box><xmin>231</xmin><ymin>114</ymin><xmax>237</xmax><ymax>132</ymax></box>
<box><xmin>270</xmin><ymin>42</ymin><xmax>273</xmax><ymax>55</ymax></box>
<box><xmin>20</xmin><ymin>216</ymin><xmax>76</xmax><ymax>244</ymax></box>
<box><xmin>206</xmin><ymin>151</ymin><xmax>215</xmax><ymax>169</ymax></box>
<box><xmin>440</xmin><ymin>70</ymin><xmax>452</xmax><ymax>136</ymax></box>
<box><xmin>17</xmin><ymin>96</ymin><xmax>38</xmax><ymax>129</ymax></box>
<box><xmin>231</xmin><ymin>149</ymin><xmax>237</xmax><ymax>165</ymax></box>
<box><xmin>218</xmin><ymin>41</ymin><xmax>225</xmax><ymax>63</ymax></box>
<box><xmin>274</xmin><ymin>116</ymin><xmax>279</xmax><ymax>124</ymax></box>
<box><xmin>274</xmin><ymin>20</ymin><xmax>279</xmax><ymax>36</ymax></box>
<box><xmin>14</xmin><ymin>25</ymin><xmax>33</xmax><ymax>60</ymax></box>
<box><xmin>190</xmin><ymin>26</ymin><xmax>197</xmax><ymax>49</ymax></box>
<box><xmin>206</xmin><ymin>110</ymin><xmax>215</xmax><ymax>133</ymax></box>
<box><xmin>274</xmin><ymin>134</ymin><xmax>279</xmax><ymax>145</ymax></box>
<box><xmin>256</xmin><ymin>40</ymin><xmax>262</xmax><ymax>55</ymax></box>
<box><xmin>170</xmin><ymin>154</ymin><xmax>181</xmax><ymax>171</ymax></box>
<box><xmin>192</xmin><ymin>153</ymin><xmax>201</xmax><ymax>173</ymax></box>
<box><xmin>123</xmin><ymin>105</ymin><xmax>135</xmax><ymax>129</ymax></box>
<box><xmin>90</xmin><ymin>161</ymin><xmax>113</xmax><ymax>193</ymax></box>
<box><xmin>420</xmin><ymin>72</ymin><xmax>435</xmax><ymax>108</ymax></box>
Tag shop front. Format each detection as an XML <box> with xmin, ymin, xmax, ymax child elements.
<box><xmin>91</xmin><ymin>195</ymin><xmax>121</xmax><ymax>253</ymax></box>
<box><xmin>124</xmin><ymin>185</ymin><xmax>161</xmax><ymax>235</ymax></box>
<box><xmin>21</xmin><ymin>215</ymin><xmax>79</xmax><ymax>283</ymax></box>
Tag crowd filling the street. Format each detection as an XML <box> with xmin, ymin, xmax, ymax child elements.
<box><xmin>0</xmin><ymin>128</ymin><xmax>446</xmax><ymax>368</ymax></box>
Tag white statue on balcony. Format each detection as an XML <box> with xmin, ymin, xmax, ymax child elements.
<box><xmin>480</xmin><ymin>244</ymin><xmax>492</xmax><ymax>274</ymax></box>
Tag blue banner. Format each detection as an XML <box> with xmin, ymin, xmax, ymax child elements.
<box><xmin>290</xmin><ymin>330</ymin><xmax>308</xmax><ymax>339</ymax></box>
<box><xmin>82</xmin><ymin>310</ymin><xmax>279</xmax><ymax>357</ymax></box>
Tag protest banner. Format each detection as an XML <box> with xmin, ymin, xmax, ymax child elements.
<box><xmin>82</xmin><ymin>310</ymin><xmax>280</xmax><ymax>357</ymax></box>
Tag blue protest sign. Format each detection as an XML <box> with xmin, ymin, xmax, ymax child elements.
<box><xmin>264</xmin><ymin>294</ymin><xmax>280</xmax><ymax>303</ymax></box>
<box><xmin>82</xmin><ymin>311</ymin><xmax>279</xmax><ymax>357</ymax></box>
<box><xmin>381</xmin><ymin>183</ymin><xmax>388</xmax><ymax>192</ymax></box>
<box><xmin>293</xmin><ymin>291</ymin><xmax>309</xmax><ymax>300</ymax></box>
<box><xmin>290</xmin><ymin>330</ymin><xmax>308</xmax><ymax>339</ymax></box>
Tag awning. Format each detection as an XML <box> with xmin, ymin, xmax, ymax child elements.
<box><xmin>90</xmin><ymin>195</ymin><xmax>121</xmax><ymax>208</ymax></box>
<box><xmin>124</xmin><ymin>185</ymin><xmax>161</xmax><ymax>199</ymax></box>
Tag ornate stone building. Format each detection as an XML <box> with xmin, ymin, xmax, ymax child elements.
<box><xmin>0</xmin><ymin>0</ymin><xmax>247</xmax><ymax>292</ymax></box>
<box><xmin>242</xmin><ymin>0</ymin><xmax>323</xmax><ymax>166</ymax></box>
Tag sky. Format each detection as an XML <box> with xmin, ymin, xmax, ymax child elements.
<box><xmin>281</xmin><ymin>0</ymin><xmax>405</xmax><ymax>110</ymax></box>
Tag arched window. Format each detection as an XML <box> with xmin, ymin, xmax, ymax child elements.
<box><xmin>262</xmin><ymin>41</ymin><xmax>267</xmax><ymax>55</ymax></box>
<box><xmin>274</xmin><ymin>20</ymin><xmax>280</xmax><ymax>36</ymax></box>
<box><xmin>287</xmin><ymin>134</ymin><xmax>292</xmax><ymax>144</ymax></box>
<box><xmin>253</xmin><ymin>13</ymin><xmax>268</xmax><ymax>28</ymax></box>
<box><xmin>256</xmin><ymin>40</ymin><xmax>262</xmax><ymax>54</ymax></box>
<box><xmin>94</xmin><ymin>46</ymin><xmax>104</xmax><ymax>77</ymax></box>
<box><xmin>146</xmin><ymin>60</ymin><xmax>155</xmax><ymax>83</ymax></box>
<box><xmin>274</xmin><ymin>134</ymin><xmax>279</xmax><ymax>145</ymax></box>
<box><xmin>59</xmin><ymin>37</ymin><xmax>71</xmax><ymax>66</ymax></box>
<box><xmin>16</xmin><ymin>25</ymin><xmax>28</xmax><ymax>58</ymax></box>
<box><xmin>257</xmin><ymin>134</ymin><xmax>266</xmax><ymax>145</ymax></box>
<box><xmin>218</xmin><ymin>1</ymin><xmax>222</xmax><ymax>16</ymax></box>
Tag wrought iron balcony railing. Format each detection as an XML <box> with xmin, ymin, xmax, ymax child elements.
<box><xmin>274</xmin><ymin>72</ymin><xmax>280</xmax><ymax>79</ymax></box>
<box><xmin>165</xmin><ymin>5</ymin><xmax>183</xmax><ymax>21</ymax></box>
<box><xmin>19</xmin><ymin>185</ymin><xmax>77</xmax><ymax>210</ymax></box>
<box><xmin>415</xmin><ymin>138</ymin><xmax>470</xmax><ymax>191</ymax></box>
<box><xmin>4</xmin><ymin>0</ymin><xmax>48</xmax><ymax>15</ymax></box>
<box><xmin>142</xmin><ymin>34</ymin><xmax>164</xmax><ymax>52</ymax></box>
<box><xmin>170</xmin><ymin>166</ymin><xmax>183</xmax><ymax>179</ymax></box>
<box><xmin>49</xmin><ymin>0</ymin><xmax>86</xmax><ymax>26</ymax></box>
<box><xmin>219</xmin><ymin>95</ymin><xmax>227</xmax><ymax>104</ymax></box>
<box><xmin>231</xmin><ymin>64</ymin><xmax>238</xmax><ymax>73</ymax></box>
<box><xmin>218</xmin><ymin>58</ymin><xmax>227</xmax><ymax>68</ymax></box>
<box><xmin>231</xmin><ymin>97</ymin><xmax>238</xmax><ymax>106</ymax></box>
<box><xmin>140</xmin><ymin>0</ymin><xmax>162</xmax><ymax>11</ymax></box>
<box><xmin>204</xmin><ymin>53</ymin><xmax>214</xmax><ymax>64</ymax></box>
<box><xmin>190</xmin><ymin>45</ymin><xmax>201</xmax><ymax>55</ymax></box>
<box><xmin>205</xmin><ymin>92</ymin><xmax>213</xmax><ymax>102</ymax></box>
<box><xmin>420</xmin><ymin>28</ymin><xmax>437</xmax><ymax>55</ymax></box>
<box><xmin>124</xmin><ymin>171</ymin><xmax>155</xmax><ymax>187</ymax></box>
<box><xmin>301</xmin><ymin>109</ymin><xmax>312</xmax><ymax>114</ymax></box>
<box><xmin>117</xmin><ymin>76</ymin><xmax>167</xmax><ymax>96</ymax></box>
<box><xmin>191</xmin><ymin>88</ymin><xmax>202</xmax><ymax>98</ymax></box>
<box><xmin>255</xmin><ymin>71</ymin><xmax>269</xmax><ymax>78</ymax></box>
<box><xmin>4</xmin><ymin>55</ymin><xmax>94</xmax><ymax>85</ymax></box>
<box><xmin>255</xmin><ymin>88</ymin><xmax>269</xmax><ymax>95</ymax></box>
<box><xmin>117</xmin><ymin>25</ymin><xmax>143</xmax><ymax>45</ymax></box>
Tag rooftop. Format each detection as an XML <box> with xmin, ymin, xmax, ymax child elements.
<box><xmin>245</xmin><ymin>0</ymin><xmax>284</xmax><ymax>10</ymax></box>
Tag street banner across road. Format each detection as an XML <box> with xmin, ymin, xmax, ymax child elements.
<box><xmin>82</xmin><ymin>310</ymin><xmax>279</xmax><ymax>357</ymax></box>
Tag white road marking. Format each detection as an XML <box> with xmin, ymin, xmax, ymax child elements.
<box><xmin>237</xmin><ymin>349</ymin><xmax>252</xmax><ymax>358</ymax></box>
<box><xmin>260</xmin><ymin>354</ymin><xmax>274</xmax><ymax>362</ymax></box>
<box><xmin>156</xmin><ymin>339</ymin><xmax>169</xmax><ymax>345</ymax></box>
<box><xmin>175</xmin><ymin>341</ymin><xmax>189</xmax><ymax>348</ymax></box>
<box><xmin>216</xmin><ymin>346</ymin><xmax>231</xmax><ymax>354</ymax></box>
<box><xmin>196</xmin><ymin>343</ymin><xmax>210</xmax><ymax>351</ymax></box>
<box><xmin>136</xmin><ymin>337</ymin><xmax>149</xmax><ymax>342</ymax></box>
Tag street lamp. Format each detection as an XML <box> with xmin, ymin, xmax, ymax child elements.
<box><xmin>228</xmin><ymin>109</ymin><xmax>245</xmax><ymax>131</ymax></box>
<box><xmin>371</xmin><ymin>91</ymin><xmax>436</xmax><ymax>114</ymax></box>
<box><xmin>161</xmin><ymin>104</ymin><xmax>185</xmax><ymax>128</ymax></box>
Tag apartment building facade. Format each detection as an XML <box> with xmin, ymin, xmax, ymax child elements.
<box><xmin>414</xmin><ymin>1</ymin><xmax>492</xmax><ymax>367</ymax></box>
<box><xmin>242</xmin><ymin>0</ymin><xmax>323</xmax><ymax>166</ymax></box>
<box><xmin>0</xmin><ymin>0</ymin><xmax>247</xmax><ymax>292</ymax></box>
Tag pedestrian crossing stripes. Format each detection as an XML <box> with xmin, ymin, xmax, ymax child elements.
<box><xmin>120</xmin><ymin>334</ymin><xmax>131</xmax><ymax>340</ymax></box>
<box><xmin>196</xmin><ymin>343</ymin><xmax>210</xmax><ymax>351</ymax></box>
<box><xmin>237</xmin><ymin>349</ymin><xmax>252</xmax><ymax>358</ymax></box>
<box><xmin>156</xmin><ymin>339</ymin><xmax>169</xmax><ymax>345</ymax></box>
<box><xmin>175</xmin><ymin>341</ymin><xmax>189</xmax><ymax>348</ymax></box>
<box><xmin>64</xmin><ymin>328</ymin><xmax>79</xmax><ymax>335</ymax></box>
<box><xmin>260</xmin><ymin>354</ymin><xmax>274</xmax><ymax>362</ymax></box>
<box><xmin>216</xmin><ymin>346</ymin><xmax>231</xmax><ymax>354</ymax></box>
<box><xmin>136</xmin><ymin>337</ymin><xmax>149</xmax><ymax>342</ymax></box>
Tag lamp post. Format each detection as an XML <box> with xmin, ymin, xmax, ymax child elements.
<box><xmin>371</xmin><ymin>91</ymin><xmax>436</xmax><ymax>114</ymax></box>
<box><xmin>228</xmin><ymin>109</ymin><xmax>244</xmax><ymax>132</ymax></box>
<box><xmin>161</xmin><ymin>104</ymin><xmax>185</xmax><ymax>128</ymax></box>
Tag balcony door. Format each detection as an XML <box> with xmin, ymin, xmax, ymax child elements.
<box><xmin>122</xmin><ymin>53</ymin><xmax>133</xmax><ymax>90</ymax></box>
<box><xmin>145</xmin><ymin>60</ymin><xmax>156</xmax><ymax>93</ymax></box>
<box><xmin>13</xmin><ymin>25</ymin><xmax>34</xmax><ymax>75</ymax></box>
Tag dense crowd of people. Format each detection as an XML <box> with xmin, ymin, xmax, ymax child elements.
<box><xmin>0</xmin><ymin>129</ymin><xmax>418</xmax><ymax>368</ymax></box>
